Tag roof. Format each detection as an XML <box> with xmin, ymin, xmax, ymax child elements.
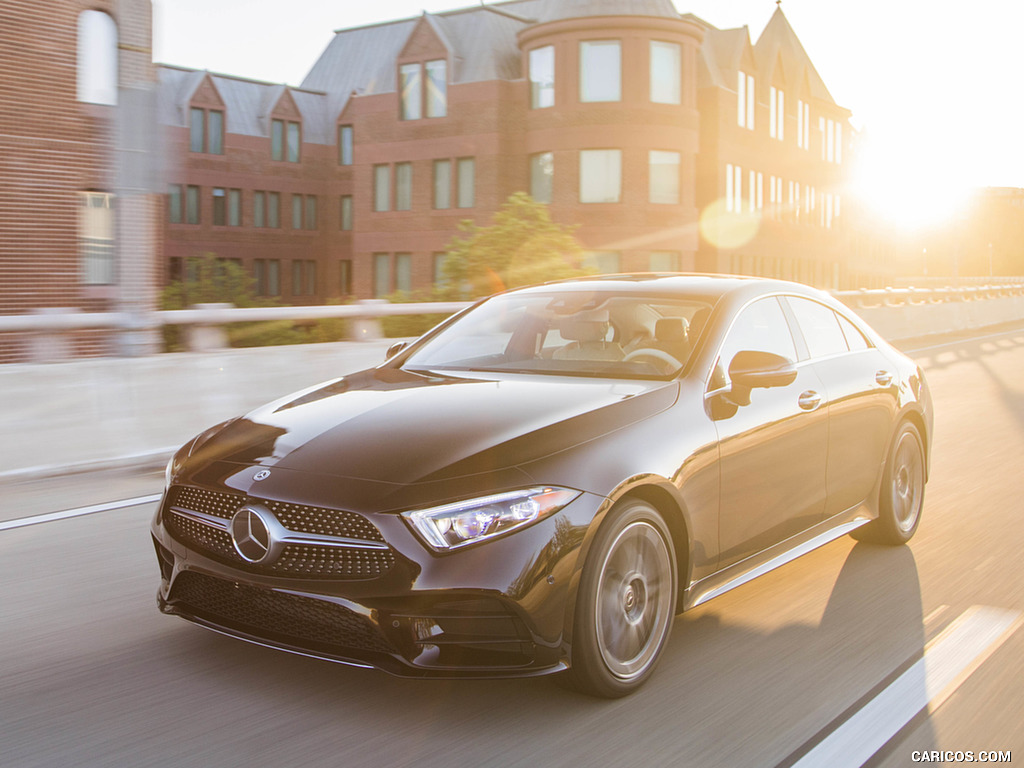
<box><xmin>157</xmin><ymin>66</ymin><xmax>333</xmax><ymax>145</ymax></box>
<box><xmin>534</xmin><ymin>0</ymin><xmax>680</xmax><ymax>23</ymax></box>
<box><xmin>753</xmin><ymin>7</ymin><xmax>836</xmax><ymax>105</ymax></box>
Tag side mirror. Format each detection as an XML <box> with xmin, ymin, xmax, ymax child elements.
<box><xmin>386</xmin><ymin>341</ymin><xmax>408</xmax><ymax>359</ymax></box>
<box><xmin>725</xmin><ymin>350</ymin><xmax>797</xmax><ymax>407</ymax></box>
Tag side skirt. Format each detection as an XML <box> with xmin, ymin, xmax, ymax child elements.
<box><xmin>683</xmin><ymin>504</ymin><xmax>872</xmax><ymax>611</ymax></box>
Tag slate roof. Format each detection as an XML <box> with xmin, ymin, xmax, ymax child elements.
<box><xmin>158</xmin><ymin>2</ymin><xmax>846</xmax><ymax>143</ymax></box>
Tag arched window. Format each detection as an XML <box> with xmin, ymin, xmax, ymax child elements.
<box><xmin>77</xmin><ymin>10</ymin><xmax>118</xmax><ymax>105</ymax></box>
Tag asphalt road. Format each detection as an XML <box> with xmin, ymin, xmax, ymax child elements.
<box><xmin>2</xmin><ymin>328</ymin><xmax>1022</xmax><ymax>768</ymax></box>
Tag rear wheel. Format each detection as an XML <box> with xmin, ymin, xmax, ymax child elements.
<box><xmin>565</xmin><ymin>499</ymin><xmax>676</xmax><ymax>698</ymax></box>
<box><xmin>853</xmin><ymin>422</ymin><xmax>925</xmax><ymax>545</ymax></box>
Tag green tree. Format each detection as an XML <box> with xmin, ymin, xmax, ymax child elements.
<box><xmin>439</xmin><ymin>192</ymin><xmax>589</xmax><ymax>299</ymax></box>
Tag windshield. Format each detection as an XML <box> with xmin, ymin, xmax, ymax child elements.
<box><xmin>402</xmin><ymin>291</ymin><xmax>712</xmax><ymax>379</ymax></box>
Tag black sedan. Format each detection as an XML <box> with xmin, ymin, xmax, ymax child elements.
<box><xmin>152</xmin><ymin>274</ymin><xmax>932</xmax><ymax>697</ymax></box>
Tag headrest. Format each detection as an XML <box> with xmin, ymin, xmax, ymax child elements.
<box><xmin>561</xmin><ymin>319</ymin><xmax>608</xmax><ymax>342</ymax></box>
<box><xmin>655</xmin><ymin>318</ymin><xmax>688</xmax><ymax>342</ymax></box>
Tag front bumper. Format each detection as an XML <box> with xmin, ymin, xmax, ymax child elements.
<box><xmin>152</xmin><ymin>479</ymin><xmax>602</xmax><ymax>678</ymax></box>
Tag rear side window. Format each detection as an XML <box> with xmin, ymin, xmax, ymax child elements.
<box><xmin>837</xmin><ymin>312</ymin><xmax>870</xmax><ymax>351</ymax></box>
<box><xmin>787</xmin><ymin>297</ymin><xmax>849</xmax><ymax>359</ymax></box>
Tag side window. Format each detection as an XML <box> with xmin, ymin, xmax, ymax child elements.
<box><xmin>837</xmin><ymin>312</ymin><xmax>870</xmax><ymax>351</ymax></box>
<box><xmin>788</xmin><ymin>297</ymin><xmax>849</xmax><ymax>359</ymax></box>
<box><xmin>712</xmin><ymin>297</ymin><xmax>796</xmax><ymax>388</ymax></box>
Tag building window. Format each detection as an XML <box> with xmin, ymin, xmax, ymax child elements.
<box><xmin>287</xmin><ymin>122</ymin><xmax>301</xmax><ymax>162</ymax></box>
<box><xmin>395</xmin><ymin>253</ymin><xmax>412</xmax><ymax>293</ymax></box>
<box><xmin>725</xmin><ymin>164</ymin><xmax>742</xmax><ymax>212</ymax></box>
<box><xmin>400</xmin><ymin>63</ymin><xmax>422</xmax><ymax>120</ymax></box>
<box><xmin>339</xmin><ymin>259</ymin><xmax>353</xmax><ymax>295</ymax></box>
<box><xmin>433</xmin><ymin>160</ymin><xmax>451</xmax><ymax>209</ymax></box>
<box><xmin>271</xmin><ymin>119</ymin><xmax>284</xmax><ymax>160</ymax></box>
<box><xmin>340</xmin><ymin>195</ymin><xmax>353</xmax><ymax>230</ymax></box>
<box><xmin>292</xmin><ymin>194</ymin><xmax>303</xmax><ymax>229</ymax></box>
<box><xmin>433</xmin><ymin>252</ymin><xmax>448</xmax><ymax>285</ymax></box>
<box><xmin>292</xmin><ymin>260</ymin><xmax>317</xmax><ymax>296</ymax></box>
<box><xmin>338</xmin><ymin>125</ymin><xmax>353</xmax><ymax>165</ymax></box>
<box><xmin>77</xmin><ymin>10</ymin><xmax>117</xmax><ymax>105</ymax></box>
<box><xmin>649</xmin><ymin>252</ymin><xmax>679</xmax><ymax>272</ymax></box>
<box><xmin>582</xmin><ymin>251</ymin><xmax>620</xmax><ymax>274</ymax></box>
<box><xmin>254</xmin><ymin>191</ymin><xmax>266</xmax><ymax>227</ymax></box>
<box><xmin>78</xmin><ymin>192</ymin><xmax>115</xmax><ymax>284</ymax></box>
<box><xmin>396</xmin><ymin>162</ymin><xmax>413</xmax><ymax>211</ymax></box>
<box><xmin>168</xmin><ymin>185</ymin><xmax>182</xmax><ymax>224</ymax></box>
<box><xmin>305</xmin><ymin>195</ymin><xmax>317</xmax><ymax>230</ymax></box>
<box><xmin>835</xmin><ymin>123</ymin><xmax>843</xmax><ymax>164</ymax></box>
<box><xmin>797</xmin><ymin>99</ymin><xmax>810</xmax><ymax>150</ymax></box>
<box><xmin>212</xmin><ymin>188</ymin><xmax>227</xmax><ymax>225</ymax></box>
<box><xmin>580</xmin><ymin>41</ymin><xmax>621</xmax><ymax>103</ymax></box>
<box><xmin>255</xmin><ymin>259</ymin><xmax>281</xmax><ymax>296</ymax></box>
<box><xmin>769</xmin><ymin>86</ymin><xmax>784</xmax><ymax>140</ymax></box>
<box><xmin>529</xmin><ymin>46</ymin><xmax>555</xmax><ymax>109</ymax></box>
<box><xmin>580</xmin><ymin>149</ymin><xmax>621</xmax><ymax>204</ymax></box>
<box><xmin>530</xmin><ymin>152</ymin><xmax>554</xmax><ymax>204</ymax></box>
<box><xmin>190</xmin><ymin>108</ymin><xmax>205</xmax><ymax>153</ymax></box>
<box><xmin>186</xmin><ymin>185</ymin><xmax>200</xmax><ymax>224</ymax></box>
<box><xmin>737</xmin><ymin>71</ymin><xmax>755</xmax><ymax>130</ymax></box>
<box><xmin>268</xmin><ymin>191</ymin><xmax>280</xmax><ymax>228</ymax></box>
<box><xmin>374</xmin><ymin>165</ymin><xmax>391</xmax><ymax>212</ymax></box>
<box><xmin>373</xmin><ymin>253</ymin><xmax>391</xmax><ymax>297</ymax></box>
<box><xmin>209</xmin><ymin>111</ymin><xmax>224</xmax><ymax>154</ymax></box>
<box><xmin>649</xmin><ymin>150</ymin><xmax>680</xmax><ymax>204</ymax></box>
<box><xmin>650</xmin><ymin>41</ymin><xmax>681</xmax><ymax>105</ymax></box>
<box><xmin>228</xmin><ymin>188</ymin><xmax>241</xmax><ymax>226</ymax></box>
<box><xmin>426</xmin><ymin>60</ymin><xmax>447</xmax><ymax>118</ymax></box>
<box><xmin>457</xmin><ymin>158</ymin><xmax>475</xmax><ymax>208</ymax></box>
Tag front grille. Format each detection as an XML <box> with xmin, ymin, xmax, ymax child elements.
<box><xmin>164</xmin><ymin>485</ymin><xmax>396</xmax><ymax>580</ymax></box>
<box><xmin>170</xmin><ymin>571</ymin><xmax>396</xmax><ymax>655</ymax></box>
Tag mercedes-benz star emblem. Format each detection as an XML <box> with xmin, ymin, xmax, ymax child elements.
<box><xmin>253</xmin><ymin>469</ymin><xmax>271</xmax><ymax>481</ymax></box>
<box><xmin>229</xmin><ymin>505</ymin><xmax>276</xmax><ymax>563</ymax></box>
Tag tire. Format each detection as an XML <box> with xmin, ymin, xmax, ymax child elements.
<box><xmin>852</xmin><ymin>422</ymin><xmax>926</xmax><ymax>545</ymax></box>
<box><xmin>564</xmin><ymin>499</ymin><xmax>677</xmax><ymax>698</ymax></box>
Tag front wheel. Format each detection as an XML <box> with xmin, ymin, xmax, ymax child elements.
<box><xmin>853</xmin><ymin>422</ymin><xmax>926</xmax><ymax>545</ymax></box>
<box><xmin>564</xmin><ymin>499</ymin><xmax>677</xmax><ymax>698</ymax></box>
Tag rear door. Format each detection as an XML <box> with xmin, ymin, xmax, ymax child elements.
<box><xmin>783</xmin><ymin>297</ymin><xmax>898</xmax><ymax>518</ymax></box>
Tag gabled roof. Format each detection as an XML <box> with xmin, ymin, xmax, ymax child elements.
<box><xmin>697</xmin><ymin>25</ymin><xmax>752</xmax><ymax>90</ymax></box>
<box><xmin>157</xmin><ymin>65</ymin><xmax>332</xmax><ymax>144</ymax></box>
<box><xmin>753</xmin><ymin>7</ymin><xmax>836</xmax><ymax>106</ymax></box>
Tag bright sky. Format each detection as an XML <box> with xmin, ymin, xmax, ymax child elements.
<box><xmin>153</xmin><ymin>0</ymin><xmax>1024</xmax><ymax>231</ymax></box>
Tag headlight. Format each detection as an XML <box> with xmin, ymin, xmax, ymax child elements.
<box><xmin>165</xmin><ymin>445</ymin><xmax>189</xmax><ymax>485</ymax></box>
<box><xmin>402</xmin><ymin>487</ymin><xmax>580</xmax><ymax>551</ymax></box>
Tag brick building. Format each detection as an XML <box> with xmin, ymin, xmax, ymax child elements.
<box><xmin>160</xmin><ymin>0</ymin><xmax>857</xmax><ymax>305</ymax></box>
<box><xmin>0</xmin><ymin>0</ymin><xmax>160</xmax><ymax>361</ymax></box>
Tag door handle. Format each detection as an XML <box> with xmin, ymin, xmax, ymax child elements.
<box><xmin>798</xmin><ymin>390</ymin><xmax>822</xmax><ymax>411</ymax></box>
<box><xmin>875</xmin><ymin>370</ymin><xmax>893</xmax><ymax>386</ymax></box>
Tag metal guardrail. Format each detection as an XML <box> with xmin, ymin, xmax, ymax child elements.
<box><xmin>833</xmin><ymin>284</ymin><xmax>1024</xmax><ymax>308</ymax></box>
<box><xmin>3</xmin><ymin>285</ymin><xmax>1024</xmax><ymax>333</ymax></box>
<box><xmin>0</xmin><ymin>300</ymin><xmax>474</xmax><ymax>334</ymax></box>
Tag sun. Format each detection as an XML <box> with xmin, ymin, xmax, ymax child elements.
<box><xmin>849</xmin><ymin>131</ymin><xmax>974</xmax><ymax>233</ymax></box>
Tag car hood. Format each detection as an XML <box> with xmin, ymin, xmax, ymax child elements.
<box><xmin>185</xmin><ymin>366</ymin><xmax>678</xmax><ymax>485</ymax></box>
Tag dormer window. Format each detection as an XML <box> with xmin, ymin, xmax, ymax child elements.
<box><xmin>190</xmin><ymin>107</ymin><xmax>224</xmax><ymax>154</ymax></box>
<box><xmin>272</xmin><ymin>118</ymin><xmax>301</xmax><ymax>162</ymax></box>
<box><xmin>426</xmin><ymin>60</ymin><xmax>447</xmax><ymax>117</ymax></box>
<box><xmin>401</xmin><ymin>60</ymin><xmax>448</xmax><ymax>120</ymax></box>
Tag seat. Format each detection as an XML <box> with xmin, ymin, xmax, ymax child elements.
<box><xmin>552</xmin><ymin>317</ymin><xmax>623</xmax><ymax>361</ymax></box>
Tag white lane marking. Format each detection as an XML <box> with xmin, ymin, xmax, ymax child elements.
<box><xmin>0</xmin><ymin>494</ymin><xmax>162</xmax><ymax>531</ymax></box>
<box><xmin>792</xmin><ymin>605</ymin><xmax>1022</xmax><ymax>768</ymax></box>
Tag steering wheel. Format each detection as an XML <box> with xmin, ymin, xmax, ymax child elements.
<box><xmin>622</xmin><ymin>348</ymin><xmax>683</xmax><ymax>372</ymax></box>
